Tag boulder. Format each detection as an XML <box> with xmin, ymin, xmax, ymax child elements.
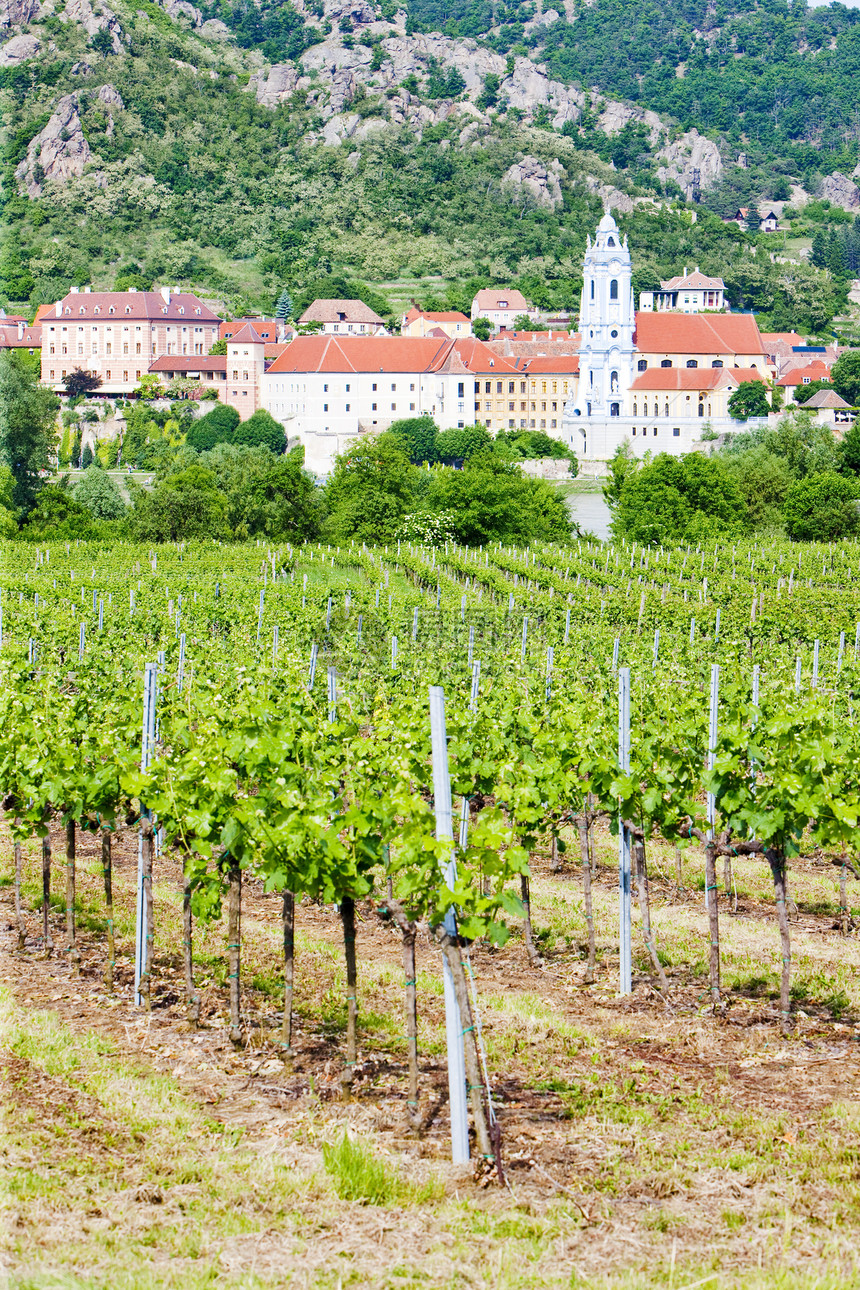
<box><xmin>15</xmin><ymin>93</ymin><xmax>92</xmax><ymax>197</ymax></box>
<box><xmin>820</xmin><ymin>171</ymin><xmax>860</xmax><ymax>210</ymax></box>
<box><xmin>248</xmin><ymin>63</ymin><xmax>299</xmax><ymax>107</ymax></box>
<box><xmin>0</xmin><ymin>0</ymin><xmax>41</xmax><ymax>27</ymax></box>
<box><xmin>585</xmin><ymin>177</ymin><xmax>634</xmax><ymax>214</ymax></box>
<box><xmin>199</xmin><ymin>17</ymin><xmax>229</xmax><ymax>38</ymax></box>
<box><xmin>61</xmin><ymin>0</ymin><xmax>123</xmax><ymax>54</ymax></box>
<box><xmin>655</xmin><ymin>128</ymin><xmax>722</xmax><ymax>198</ymax></box>
<box><xmin>502</xmin><ymin>154</ymin><xmax>565</xmax><ymax>210</ymax></box>
<box><xmin>162</xmin><ymin>0</ymin><xmax>202</xmax><ymax>24</ymax></box>
<box><xmin>96</xmin><ymin>82</ymin><xmax>124</xmax><ymax>108</ymax></box>
<box><xmin>0</xmin><ymin>32</ymin><xmax>39</xmax><ymax>63</ymax></box>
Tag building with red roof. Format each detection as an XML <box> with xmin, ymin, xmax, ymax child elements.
<box><xmin>776</xmin><ymin>360</ymin><xmax>833</xmax><ymax>401</ymax></box>
<box><xmin>401</xmin><ymin>308</ymin><xmax>472</xmax><ymax>339</ymax></box>
<box><xmin>0</xmin><ymin>319</ymin><xmax>41</xmax><ymax>353</ymax></box>
<box><xmin>42</xmin><ymin>286</ymin><xmax>221</xmax><ymax>395</ymax></box>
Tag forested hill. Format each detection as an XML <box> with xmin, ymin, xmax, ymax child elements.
<box><xmin>1</xmin><ymin>0</ymin><xmax>859</xmax><ymax>328</ymax></box>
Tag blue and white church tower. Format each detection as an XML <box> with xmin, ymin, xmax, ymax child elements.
<box><xmin>566</xmin><ymin>210</ymin><xmax>636</xmax><ymax>457</ymax></box>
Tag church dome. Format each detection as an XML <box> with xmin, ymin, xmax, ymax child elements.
<box><xmin>598</xmin><ymin>210</ymin><xmax>619</xmax><ymax>234</ymax></box>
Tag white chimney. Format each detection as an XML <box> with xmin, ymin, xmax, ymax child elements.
<box><xmin>84</xmin><ymin>286</ymin><xmax>91</xmax><ymax>293</ymax></box>
<box><xmin>129</xmin><ymin>287</ymin><xmax>137</xmax><ymax>293</ymax></box>
<box><xmin>55</xmin><ymin>301</ymin><xmax>62</xmax><ymax>317</ymax></box>
<box><xmin>70</xmin><ymin>286</ymin><xmax>78</xmax><ymax>294</ymax></box>
<box><xmin>160</xmin><ymin>286</ymin><xmax>171</xmax><ymax>305</ymax></box>
<box><xmin>17</xmin><ymin>321</ymin><xmax>24</xmax><ymax>340</ymax></box>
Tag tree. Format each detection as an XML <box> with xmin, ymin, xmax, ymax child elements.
<box><xmin>81</xmin><ymin>444</ymin><xmax>94</xmax><ymax>470</ymax></box>
<box><xmin>186</xmin><ymin>403</ymin><xmax>240</xmax><ymax>452</ymax></box>
<box><xmin>615</xmin><ymin>453</ymin><xmax>748</xmax><ymax>544</ymax></box>
<box><xmin>472</xmin><ymin>317</ymin><xmax>492</xmax><ymax>341</ymax></box>
<box><xmin>324</xmin><ymin>437</ymin><xmax>418</xmax><ymax>544</ymax></box>
<box><xmin>21</xmin><ymin>485</ymin><xmax>99</xmax><ymax>539</ymax></box>
<box><xmin>602</xmin><ymin>439</ymin><xmax>639</xmax><ymax>512</ymax></box>
<box><xmin>208</xmin><ymin>338</ymin><xmax>228</xmax><ymax>355</ymax></box>
<box><xmin>0</xmin><ymin>352</ymin><xmax>59</xmax><ymax>510</ymax></box>
<box><xmin>233</xmin><ymin>409</ymin><xmax>286</xmax><ymax>454</ymax></box>
<box><xmin>728</xmin><ymin>380</ymin><xmax>769</xmax><ymax>420</ymax></box>
<box><xmin>783</xmin><ymin>472</ymin><xmax>860</xmax><ymax>541</ymax></box>
<box><xmin>425</xmin><ymin>452</ymin><xmax>573</xmax><ymax>546</ymax></box>
<box><xmin>386</xmin><ymin>415</ymin><xmax>439</xmax><ymax>464</ymax></box>
<box><xmin>831</xmin><ymin>351</ymin><xmax>860</xmax><ymax>406</ymax></box>
<box><xmin>135</xmin><ymin>374</ymin><xmax>165</xmax><ymax>400</ymax></box>
<box><xmin>73</xmin><ymin>465</ymin><xmax>126</xmax><ymax>520</ymax></box>
<box><xmin>840</xmin><ymin>420</ymin><xmax>860</xmax><ymax>476</ymax></box>
<box><xmin>811</xmin><ymin>229</ymin><xmax>828</xmax><ymax>269</ymax></box>
<box><xmin>435</xmin><ymin>424</ymin><xmax>491</xmax><ymax>463</ymax></box>
<box><xmin>275</xmin><ymin>288</ymin><xmax>293</xmax><ymax>320</ymax></box>
<box><xmin>64</xmin><ymin>369</ymin><xmax>103</xmax><ymax>401</ymax></box>
<box><xmin>512</xmin><ymin>314</ymin><xmax>533</xmax><ymax>331</ymax></box>
<box><xmin>196</xmin><ymin>443</ymin><xmax>322</xmax><ymax>539</ymax></box>
<box><xmin>719</xmin><ymin>446</ymin><xmax>793</xmax><ymax>529</ymax></box>
<box><xmin>127</xmin><ymin>464</ymin><xmax>229</xmax><ymax>541</ymax></box>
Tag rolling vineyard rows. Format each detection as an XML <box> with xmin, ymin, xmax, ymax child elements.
<box><xmin>4</xmin><ymin>534</ymin><xmax>860</xmax><ymax>1161</ymax></box>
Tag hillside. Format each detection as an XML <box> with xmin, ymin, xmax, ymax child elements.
<box><xmin>1</xmin><ymin>0</ymin><xmax>859</xmax><ymax>324</ymax></box>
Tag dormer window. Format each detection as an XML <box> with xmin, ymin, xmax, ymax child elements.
<box><xmin>64</xmin><ymin>307</ymin><xmax>71</xmax><ymax>315</ymax></box>
<box><xmin>94</xmin><ymin>306</ymin><xmax>101</xmax><ymax>314</ymax></box>
<box><xmin>109</xmin><ymin>306</ymin><xmax>115</xmax><ymax>314</ymax></box>
<box><xmin>178</xmin><ymin>307</ymin><xmax>185</xmax><ymax>315</ymax></box>
<box><xmin>161</xmin><ymin>307</ymin><xmax>167</xmax><ymax>314</ymax></box>
<box><xmin>79</xmin><ymin>307</ymin><xmax>85</xmax><ymax>314</ymax></box>
<box><xmin>125</xmin><ymin>305</ymin><xmax>131</xmax><ymax>314</ymax></box>
<box><xmin>194</xmin><ymin>307</ymin><xmax>200</xmax><ymax>315</ymax></box>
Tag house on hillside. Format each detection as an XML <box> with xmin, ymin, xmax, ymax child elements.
<box><xmin>470</xmin><ymin>288</ymin><xmax>538</xmax><ymax>331</ymax></box>
<box><xmin>726</xmin><ymin>207</ymin><xmax>782</xmax><ymax>232</ymax></box>
<box><xmin>777</xmin><ymin>360</ymin><xmax>833</xmax><ymax>402</ymax></box>
<box><xmin>0</xmin><ymin>318</ymin><xmax>41</xmax><ymax>355</ymax></box>
<box><xmin>297</xmin><ymin>299</ymin><xmax>387</xmax><ymax>336</ymax></box>
<box><xmin>801</xmin><ymin>388</ymin><xmax>854</xmax><ymax>426</ymax></box>
<box><xmin>639</xmin><ymin>268</ymin><xmax>726</xmax><ymax>314</ymax></box>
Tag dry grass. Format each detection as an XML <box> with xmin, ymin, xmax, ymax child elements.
<box><xmin>2</xmin><ymin>820</ymin><xmax>860</xmax><ymax>1288</ymax></box>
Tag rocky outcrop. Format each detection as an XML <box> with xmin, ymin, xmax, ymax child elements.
<box><xmin>199</xmin><ymin>18</ymin><xmax>230</xmax><ymax>39</ymax></box>
<box><xmin>248</xmin><ymin>62</ymin><xmax>300</xmax><ymax>108</ymax></box>
<box><xmin>60</xmin><ymin>0</ymin><xmax>123</xmax><ymax>54</ymax></box>
<box><xmin>655</xmin><ymin>129</ymin><xmax>722</xmax><ymax>199</ymax></box>
<box><xmin>0</xmin><ymin>0</ymin><xmax>41</xmax><ymax>28</ymax></box>
<box><xmin>0</xmin><ymin>31</ymin><xmax>39</xmax><ymax>62</ymax></box>
<box><xmin>162</xmin><ymin>0</ymin><xmax>202</xmax><ymax>24</ymax></box>
<box><xmin>502</xmin><ymin>155</ymin><xmax>564</xmax><ymax>210</ymax></box>
<box><xmin>96</xmin><ymin>82</ymin><xmax>123</xmax><ymax>108</ymax></box>
<box><xmin>820</xmin><ymin>171</ymin><xmax>860</xmax><ymax>210</ymax></box>
<box><xmin>584</xmin><ymin>177</ymin><xmax>635</xmax><ymax>214</ymax></box>
<box><xmin>15</xmin><ymin>93</ymin><xmax>92</xmax><ymax>197</ymax></box>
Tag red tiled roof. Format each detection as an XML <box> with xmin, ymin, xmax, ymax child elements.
<box><xmin>33</xmin><ymin>303</ymin><xmax>55</xmax><ymax>326</ymax></box>
<box><xmin>761</xmin><ymin>332</ymin><xmax>805</xmax><ymax>347</ymax></box>
<box><xmin>450</xmin><ymin>337</ymin><xmax>517</xmax><ymax>373</ymax></box>
<box><xmin>49</xmin><ymin>290</ymin><xmax>220</xmax><ymax>322</ymax></box>
<box><xmin>0</xmin><ymin>313</ymin><xmax>27</xmax><ymax>323</ymax></box>
<box><xmin>297</xmin><ymin>299</ymin><xmax>386</xmax><ymax>325</ymax></box>
<box><xmin>473</xmin><ymin>288</ymin><xmax>529</xmax><ymax>311</ymax></box>
<box><xmin>227</xmin><ymin>323</ymin><xmax>265</xmax><ymax>345</ymax></box>
<box><xmin>267</xmin><ymin>335</ymin><xmax>455</xmax><ymax>374</ymax></box>
<box><xmin>777</xmin><ymin>361</ymin><xmax>832</xmax><ymax>387</ymax></box>
<box><xmin>405</xmin><ymin>309</ymin><xmax>470</xmax><ymax>323</ymax></box>
<box><xmin>634</xmin><ymin>311</ymin><xmax>764</xmax><ymax>356</ymax></box>
<box><xmin>631</xmin><ymin>366</ymin><xmax>764</xmax><ymax>392</ymax></box>
<box><xmin>659</xmin><ymin>270</ymin><xmax>725</xmax><ymax>291</ymax></box>
<box><xmin>0</xmin><ymin>325</ymin><xmax>41</xmax><ymax>348</ymax></box>
<box><xmin>516</xmin><ymin>355</ymin><xmax>580</xmax><ymax>374</ymax></box>
<box><xmin>220</xmin><ymin>318</ymin><xmax>277</xmax><ymax>340</ymax></box>
<box><xmin>149</xmin><ymin>357</ymin><xmax>227</xmax><ymax>373</ymax></box>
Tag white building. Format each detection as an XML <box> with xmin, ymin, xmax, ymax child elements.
<box><xmin>639</xmin><ymin>268</ymin><xmax>726</xmax><ymax>313</ymax></box>
<box><xmin>563</xmin><ymin>213</ymin><xmax>769</xmax><ymax>464</ymax></box>
<box><xmin>263</xmin><ymin>335</ymin><xmax>479</xmax><ymax>474</ymax></box>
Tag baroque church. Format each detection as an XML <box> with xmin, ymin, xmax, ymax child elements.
<box><xmin>562</xmin><ymin>212</ymin><xmax>770</xmax><ymax>464</ymax></box>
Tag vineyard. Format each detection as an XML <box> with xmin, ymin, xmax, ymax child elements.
<box><xmin>3</xmin><ymin>534</ymin><xmax>860</xmax><ymax>1288</ymax></box>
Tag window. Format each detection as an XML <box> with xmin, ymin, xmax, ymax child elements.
<box><xmin>661</xmin><ymin>359</ymin><xmax>672</xmax><ymax>368</ymax></box>
<box><xmin>409</xmin><ymin>403</ymin><xmax>415</xmax><ymax>410</ymax></box>
<box><xmin>610</xmin><ymin>403</ymin><xmax>620</xmax><ymax>417</ymax></box>
<box><xmin>802</xmin><ymin>376</ymin><xmax>810</xmax><ymax>385</ymax></box>
<box><xmin>520</xmin><ymin>381</ymin><xmax>526</xmax><ymax>393</ymax></box>
<box><xmin>345</xmin><ymin>403</ymin><xmax>350</xmax><ymax>412</ymax></box>
<box><xmin>391</xmin><ymin>383</ymin><xmax>396</xmax><ymax>392</ymax></box>
<box><xmin>607</xmin><ymin>236</ymin><xmax>615</xmax><ymax>246</ymax></box>
<box><xmin>509</xmin><ymin>402</ymin><xmax>515</xmax><ymax>411</ymax></box>
<box><xmin>123</xmin><ymin>343</ymin><xmax>129</xmax><ymax>355</ymax></box>
<box><xmin>590</xmin><ymin>281</ymin><xmax>594</xmax><ymax>300</ymax></box>
<box><xmin>323</xmin><ymin>403</ymin><xmax>328</xmax><ymax>411</ymax></box>
<box><xmin>485</xmin><ymin>401</ymin><xmax>491</xmax><ymax>411</ymax></box>
<box><xmin>610</xmin><ymin>279</ymin><xmax>618</xmax><ymax>300</ymax></box>
<box><xmin>664</xmin><ymin>403</ymin><xmax>669</xmax><ymax>417</ymax></box>
<box><xmin>673</xmin><ymin>427</ymin><xmax>680</xmax><ymax>437</ymax></box>
<box><xmin>323</xmin><ymin>383</ymin><xmax>328</xmax><ymax>392</ymax></box>
<box><xmin>633</xmin><ymin>402</ymin><xmax>637</xmax><ymax>416</ymax></box>
<box><xmin>508</xmin><ymin>381</ymin><xmax>515</xmax><ymax>394</ymax></box>
<box><xmin>653</xmin><ymin>427</ymin><xmax>658</xmax><ymax>436</ymax></box>
<box><xmin>632</xmin><ymin>427</ymin><xmax>637</xmax><ymax>435</ymax></box>
<box><xmin>136</xmin><ymin>343</ymin><xmax>141</xmax><ymax>354</ymax></box>
<box><xmin>485</xmin><ymin>381</ymin><xmax>491</xmax><ymax>394</ymax></box>
<box><xmin>372</xmin><ymin>402</ymin><xmax>377</xmax><ymax>411</ymax></box>
<box><xmin>123</xmin><ymin>371</ymin><xmax>128</xmax><ymax>381</ymax></box>
<box><xmin>458</xmin><ymin>382</ymin><xmax>464</xmax><ymax>397</ymax></box>
<box><xmin>698</xmin><ymin>403</ymin><xmax>705</xmax><ymax>416</ymax></box>
<box><xmin>391</xmin><ymin>403</ymin><xmax>396</xmax><ymax>411</ymax></box>
<box><xmin>637</xmin><ymin>359</ymin><xmax>647</xmax><ymax>372</ymax></box>
<box><xmin>372</xmin><ymin>382</ymin><xmax>377</xmax><ymax>391</ymax></box>
<box><xmin>712</xmin><ymin>360</ymin><xmax>723</xmax><ymax>368</ymax></box>
<box><xmin>497</xmin><ymin>381</ymin><xmax>503</xmax><ymax>393</ymax></box>
<box><xmin>409</xmin><ymin>383</ymin><xmax>414</xmax><ymax>391</ymax></box>
<box><xmin>686</xmin><ymin>360</ymin><xmax>698</xmax><ymax>369</ymax></box>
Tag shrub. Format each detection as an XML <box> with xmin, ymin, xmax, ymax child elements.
<box><xmin>783</xmin><ymin>472</ymin><xmax>860</xmax><ymax>541</ymax></box>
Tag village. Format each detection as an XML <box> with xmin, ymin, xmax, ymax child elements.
<box><xmin>0</xmin><ymin>214</ymin><xmax>853</xmax><ymax>476</ymax></box>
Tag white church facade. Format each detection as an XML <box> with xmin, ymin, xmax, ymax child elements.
<box><xmin>562</xmin><ymin>213</ymin><xmax>769</xmax><ymax>466</ymax></box>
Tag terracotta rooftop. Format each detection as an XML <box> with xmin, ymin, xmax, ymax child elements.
<box><xmin>659</xmin><ymin>268</ymin><xmax>725</xmax><ymax>291</ymax></box>
<box><xmin>404</xmin><ymin>308</ymin><xmax>470</xmax><ymax>323</ymax></box>
<box><xmin>220</xmin><ymin>318</ymin><xmax>278</xmax><ymax>340</ymax></box>
<box><xmin>149</xmin><ymin>357</ymin><xmax>227</xmax><ymax>372</ymax></box>
<box><xmin>631</xmin><ymin>367</ymin><xmax>764</xmax><ymax>392</ymax></box>
<box><xmin>297</xmin><ymin>299</ymin><xmax>386</xmax><ymax>325</ymax></box>
<box><xmin>634</xmin><ymin>311</ymin><xmax>764</xmax><ymax>356</ymax></box>
<box><xmin>48</xmin><ymin>289</ymin><xmax>220</xmax><ymax>322</ymax></box>
<box><xmin>472</xmin><ymin>288</ymin><xmax>530</xmax><ymax>311</ymax></box>
<box><xmin>777</xmin><ymin>361</ymin><xmax>832</xmax><ymax>386</ymax></box>
<box><xmin>227</xmin><ymin>323</ymin><xmax>266</xmax><ymax>345</ymax></box>
<box><xmin>0</xmin><ymin>324</ymin><xmax>41</xmax><ymax>348</ymax></box>
<box><xmin>267</xmin><ymin>335</ymin><xmax>455</xmax><ymax>374</ymax></box>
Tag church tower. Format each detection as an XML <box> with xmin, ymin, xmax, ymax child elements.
<box><xmin>572</xmin><ymin>211</ymin><xmax>635</xmax><ymax>424</ymax></box>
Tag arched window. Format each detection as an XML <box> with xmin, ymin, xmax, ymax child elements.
<box><xmin>644</xmin><ymin>402</ymin><xmax>649</xmax><ymax>417</ymax></box>
<box><xmin>633</xmin><ymin>402</ymin><xmax>638</xmax><ymax>416</ymax></box>
<box><xmin>610</xmin><ymin>403</ymin><xmax>620</xmax><ymax>417</ymax></box>
<box><xmin>686</xmin><ymin>359</ymin><xmax>698</xmax><ymax>369</ymax></box>
<box><xmin>637</xmin><ymin>359</ymin><xmax>647</xmax><ymax>372</ymax></box>
<box><xmin>590</xmin><ymin>280</ymin><xmax>595</xmax><ymax>300</ymax></box>
<box><xmin>607</xmin><ymin>237</ymin><xmax>616</xmax><ymax>246</ymax></box>
<box><xmin>610</xmin><ymin>279</ymin><xmax>618</xmax><ymax>300</ymax></box>
<box><xmin>664</xmin><ymin>402</ymin><xmax>669</xmax><ymax>417</ymax></box>
<box><xmin>712</xmin><ymin>360</ymin><xmax>723</xmax><ymax>368</ymax></box>
<box><xmin>653</xmin><ymin>427</ymin><xmax>658</xmax><ymax>436</ymax></box>
<box><xmin>660</xmin><ymin>359</ymin><xmax>672</xmax><ymax>368</ymax></box>
<box><xmin>698</xmin><ymin>403</ymin><xmax>705</xmax><ymax>417</ymax></box>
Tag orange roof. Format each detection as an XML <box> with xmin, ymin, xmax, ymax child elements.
<box><xmin>228</xmin><ymin>323</ymin><xmax>265</xmax><ymax>345</ymax></box>
<box><xmin>777</xmin><ymin>361</ymin><xmax>832</xmax><ymax>387</ymax></box>
<box><xmin>761</xmin><ymin>332</ymin><xmax>805</xmax><ymax>347</ymax></box>
<box><xmin>473</xmin><ymin>288</ymin><xmax>529</xmax><ymax>311</ymax></box>
<box><xmin>405</xmin><ymin>308</ymin><xmax>470</xmax><ymax>323</ymax></box>
<box><xmin>220</xmin><ymin>317</ymin><xmax>277</xmax><ymax>340</ymax></box>
<box><xmin>634</xmin><ymin>311</ymin><xmax>764</xmax><ymax>356</ymax></box>
<box><xmin>267</xmin><ymin>335</ymin><xmax>456</xmax><ymax>374</ymax></box>
<box><xmin>631</xmin><ymin>367</ymin><xmax>764</xmax><ymax>392</ymax></box>
<box><xmin>33</xmin><ymin>303</ymin><xmax>55</xmax><ymax>326</ymax></box>
<box><xmin>450</xmin><ymin>337</ymin><xmax>517</xmax><ymax>374</ymax></box>
<box><xmin>516</xmin><ymin>355</ymin><xmax>580</xmax><ymax>374</ymax></box>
